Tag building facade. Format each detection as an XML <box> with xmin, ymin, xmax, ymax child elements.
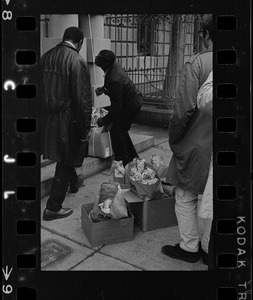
<box><xmin>40</xmin><ymin>14</ymin><xmax>202</xmax><ymax>109</ymax></box>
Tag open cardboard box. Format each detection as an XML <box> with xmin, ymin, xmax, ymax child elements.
<box><xmin>81</xmin><ymin>203</ymin><xmax>134</xmax><ymax>247</ymax></box>
<box><xmin>122</xmin><ymin>189</ymin><xmax>177</xmax><ymax>232</ymax></box>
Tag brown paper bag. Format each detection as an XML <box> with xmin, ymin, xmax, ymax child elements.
<box><xmin>125</xmin><ymin>159</ymin><xmax>164</xmax><ymax>200</ymax></box>
<box><xmin>88</xmin><ymin>126</ymin><xmax>113</xmax><ymax>158</ymax></box>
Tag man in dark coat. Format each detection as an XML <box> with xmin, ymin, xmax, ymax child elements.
<box><xmin>162</xmin><ymin>15</ymin><xmax>213</xmax><ymax>263</ymax></box>
<box><xmin>40</xmin><ymin>27</ymin><xmax>92</xmax><ymax>221</ymax></box>
<box><xmin>95</xmin><ymin>50</ymin><xmax>143</xmax><ymax>167</ymax></box>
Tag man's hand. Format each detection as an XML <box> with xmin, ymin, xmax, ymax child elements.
<box><xmin>95</xmin><ymin>87</ymin><xmax>105</xmax><ymax>96</ymax></box>
<box><xmin>81</xmin><ymin>130</ymin><xmax>92</xmax><ymax>142</ymax></box>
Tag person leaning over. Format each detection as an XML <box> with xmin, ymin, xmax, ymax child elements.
<box><xmin>94</xmin><ymin>50</ymin><xmax>143</xmax><ymax>167</ymax></box>
<box><xmin>40</xmin><ymin>27</ymin><xmax>92</xmax><ymax>221</ymax></box>
<box><xmin>162</xmin><ymin>14</ymin><xmax>213</xmax><ymax>263</ymax></box>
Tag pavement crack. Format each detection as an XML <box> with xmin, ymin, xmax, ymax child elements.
<box><xmin>95</xmin><ymin>250</ymin><xmax>145</xmax><ymax>271</ymax></box>
<box><xmin>41</xmin><ymin>226</ymin><xmax>96</xmax><ymax>251</ymax></box>
<box><xmin>68</xmin><ymin>249</ymin><xmax>102</xmax><ymax>271</ymax></box>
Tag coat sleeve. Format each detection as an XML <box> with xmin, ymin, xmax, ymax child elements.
<box><xmin>197</xmin><ymin>71</ymin><xmax>213</xmax><ymax>115</ymax></box>
<box><xmin>101</xmin><ymin>81</ymin><xmax>123</xmax><ymax>125</ymax></box>
<box><xmin>70</xmin><ymin>57</ymin><xmax>92</xmax><ymax>139</ymax></box>
<box><xmin>169</xmin><ymin>58</ymin><xmax>201</xmax><ymax>144</ymax></box>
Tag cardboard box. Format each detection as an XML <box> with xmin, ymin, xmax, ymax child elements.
<box><xmin>123</xmin><ymin>190</ymin><xmax>177</xmax><ymax>232</ymax></box>
<box><xmin>81</xmin><ymin>203</ymin><xmax>134</xmax><ymax>247</ymax></box>
<box><xmin>113</xmin><ymin>174</ymin><xmax>125</xmax><ymax>184</ymax></box>
<box><xmin>119</xmin><ymin>183</ymin><xmax>131</xmax><ymax>189</ymax></box>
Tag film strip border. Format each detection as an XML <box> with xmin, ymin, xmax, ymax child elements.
<box><xmin>2</xmin><ymin>0</ymin><xmax>40</xmax><ymax>297</ymax></box>
<box><xmin>2</xmin><ymin>4</ymin><xmax>251</xmax><ymax>300</ymax></box>
<box><xmin>213</xmin><ymin>8</ymin><xmax>251</xmax><ymax>299</ymax></box>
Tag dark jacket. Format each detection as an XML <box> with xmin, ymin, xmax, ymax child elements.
<box><xmin>40</xmin><ymin>41</ymin><xmax>92</xmax><ymax>166</ymax></box>
<box><xmin>101</xmin><ymin>61</ymin><xmax>143</xmax><ymax>126</ymax></box>
<box><xmin>166</xmin><ymin>47</ymin><xmax>213</xmax><ymax>194</ymax></box>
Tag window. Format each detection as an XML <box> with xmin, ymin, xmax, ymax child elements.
<box><xmin>137</xmin><ymin>21</ymin><xmax>154</xmax><ymax>56</ymax></box>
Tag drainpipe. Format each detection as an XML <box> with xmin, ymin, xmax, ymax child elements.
<box><xmin>79</xmin><ymin>15</ymin><xmax>111</xmax><ymax>108</ymax></box>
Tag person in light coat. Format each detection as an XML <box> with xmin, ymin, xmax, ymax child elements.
<box><xmin>162</xmin><ymin>15</ymin><xmax>213</xmax><ymax>264</ymax></box>
<box><xmin>197</xmin><ymin>70</ymin><xmax>213</xmax><ymax>265</ymax></box>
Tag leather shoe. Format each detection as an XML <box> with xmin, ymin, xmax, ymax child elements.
<box><xmin>162</xmin><ymin>243</ymin><xmax>200</xmax><ymax>263</ymax></box>
<box><xmin>43</xmin><ymin>208</ymin><xmax>73</xmax><ymax>221</ymax></box>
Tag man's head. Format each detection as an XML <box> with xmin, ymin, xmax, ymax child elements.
<box><xmin>95</xmin><ymin>50</ymin><xmax>116</xmax><ymax>71</ymax></box>
<box><xmin>200</xmin><ymin>14</ymin><xmax>213</xmax><ymax>49</ymax></box>
<box><xmin>63</xmin><ymin>27</ymin><xmax>84</xmax><ymax>52</ymax></box>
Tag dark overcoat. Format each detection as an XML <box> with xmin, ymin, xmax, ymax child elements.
<box><xmin>166</xmin><ymin>47</ymin><xmax>213</xmax><ymax>195</ymax></box>
<box><xmin>40</xmin><ymin>42</ymin><xmax>92</xmax><ymax>167</ymax></box>
<box><xmin>101</xmin><ymin>61</ymin><xmax>143</xmax><ymax>126</ymax></box>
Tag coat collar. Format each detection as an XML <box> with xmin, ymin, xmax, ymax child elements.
<box><xmin>60</xmin><ymin>41</ymin><xmax>79</xmax><ymax>53</ymax></box>
<box><xmin>104</xmin><ymin>61</ymin><xmax>116</xmax><ymax>79</ymax></box>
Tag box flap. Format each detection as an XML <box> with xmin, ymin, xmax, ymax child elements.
<box><xmin>123</xmin><ymin>190</ymin><xmax>143</xmax><ymax>203</ymax></box>
<box><xmin>120</xmin><ymin>189</ymin><xmax>130</xmax><ymax>197</ymax></box>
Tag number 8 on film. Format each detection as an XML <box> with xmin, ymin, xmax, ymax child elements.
<box><xmin>2</xmin><ymin>10</ymin><xmax>12</xmax><ymax>20</ymax></box>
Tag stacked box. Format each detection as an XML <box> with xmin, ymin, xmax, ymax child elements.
<box><xmin>81</xmin><ymin>203</ymin><xmax>134</xmax><ymax>247</ymax></box>
<box><xmin>113</xmin><ymin>173</ymin><xmax>125</xmax><ymax>184</ymax></box>
<box><xmin>123</xmin><ymin>190</ymin><xmax>177</xmax><ymax>232</ymax></box>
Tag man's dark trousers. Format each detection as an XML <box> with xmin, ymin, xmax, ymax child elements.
<box><xmin>46</xmin><ymin>157</ymin><xmax>78</xmax><ymax>212</ymax></box>
<box><xmin>110</xmin><ymin>107</ymin><xmax>141</xmax><ymax>167</ymax></box>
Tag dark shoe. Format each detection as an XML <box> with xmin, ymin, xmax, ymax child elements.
<box><xmin>162</xmin><ymin>243</ymin><xmax>200</xmax><ymax>263</ymax></box>
<box><xmin>199</xmin><ymin>242</ymin><xmax>208</xmax><ymax>265</ymax></box>
<box><xmin>43</xmin><ymin>208</ymin><xmax>73</xmax><ymax>221</ymax></box>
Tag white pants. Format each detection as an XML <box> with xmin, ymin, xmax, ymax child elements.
<box><xmin>175</xmin><ymin>187</ymin><xmax>212</xmax><ymax>253</ymax></box>
<box><xmin>201</xmin><ymin>218</ymin><xmax>212</xmax><ymax>254</ymax></box>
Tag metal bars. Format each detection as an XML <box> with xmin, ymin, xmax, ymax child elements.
<box><xmin>104</xmin><ymin>14</ymin><xmax>202</xmax><ymax>108</ymax></box>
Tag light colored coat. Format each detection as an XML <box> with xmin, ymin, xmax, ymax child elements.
<box><xmin>197</xmin><ymin>71</ymin><xmax>213</xmax><ymax>219</ymax></box>
<box><xmin>167</xmin><ymin>47</ymin><xmax>213</xmax><ymax>195</ymax></box>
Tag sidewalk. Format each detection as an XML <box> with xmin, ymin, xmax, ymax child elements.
<box><xmin>41</xmin><ymin>124</ymin><xmax>207</xmax><ymax>271</ymax></box>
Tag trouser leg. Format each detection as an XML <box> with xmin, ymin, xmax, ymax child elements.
<box><xmin>207</xmin><ymin>221</ymin><xmax>214</xmax><ymax>269</ymax></box>
<box><xmin>175</xmin><ymin>187</ymin><xmax>199</xmax><ymax>253</ymax></box>
<box><xmin>68</xmin><ymin>166</ymin><xmax>78</xmax><ymax>185</ymax></box>
<box><xmin>110</xmin><ymin>132</ymin><xmax>126</xmax><ymax>161</ymax></box>
<box><xmin>125</xmin><ymin>132</ymin><xmax>138</xmax><ymax>162</ymax></box>
<box><xmin>111</xmin><ymin>115</ymin><xmax>139</xmax><ymax>166</ymax></box>
<box><xmin>46</xmin><ymin>162</ymin><xmax>70</xmax><ymax>212</ymax></box>
<box><xmin>201</xmin><ymin>218</ymin><xmax>213</xmax><ymax>254</ymax></box>
<box><xmin>110</xmin><ymin>131</ymin><xmax>137</xmax><ymax>167</ymax></box>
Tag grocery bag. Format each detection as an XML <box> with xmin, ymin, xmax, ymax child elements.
<box><xmin>89</xmin><ymin>182</ymin><xmax>128</xmax><ymax>222</ymax></box>
<box><xmin>150</xmin><ymin>155</ymin><xmax>168</xmax><ymax>181</ymax></box>
<box><xmin>90</xmin><ymin>107</ymin><xmax>108</xmax><ymax>127</ymax></box>
<box><xmin>110</xmin><ymin>160</ymin><xmax>126</xmax><ymax>184</ymax></box>
<box><xmin>125</xmin><ymin>158</ymin><xmax>164</xmax><ymax>200</ymax></box>
<box><xmin>88</xmin><ymin>126</ymin><xmax>113</xmax><ymax>158</ymax></box>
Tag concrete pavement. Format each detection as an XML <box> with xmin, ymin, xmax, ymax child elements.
<box><xmin>41</xmin><ymin>124</ymin><xmax>208</xmax><ymax>271</ymax></box>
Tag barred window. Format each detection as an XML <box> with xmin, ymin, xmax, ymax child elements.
<box><xmin>137</xmin><ymin>22</ymin><xmax>154</xmax><ymax>56</ymax></box>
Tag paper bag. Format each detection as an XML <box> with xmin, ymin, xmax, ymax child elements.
<box><xmin>89</xmin><ymin>182</ymin><xmax>128</xmax><ymax>222</ymax></box>
<box><xmin>88</xmin><ymin>126</ymin><xmax>113</xmax><ymax>158</ymax></box>
<box><xmin>125</xmin><ymin>159</ymin><xmax>164</xmax><ymax>200</ymax></box>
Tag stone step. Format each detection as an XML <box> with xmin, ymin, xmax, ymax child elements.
<box><xmin>41</xmin><ymin>133</ymin><xmax>154</xmax><ymax>198</ymax></box>
<box><xmin>135</xmin><ymin>106</ymin><xmax>173</xmax><ymax>128</ymax></box>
